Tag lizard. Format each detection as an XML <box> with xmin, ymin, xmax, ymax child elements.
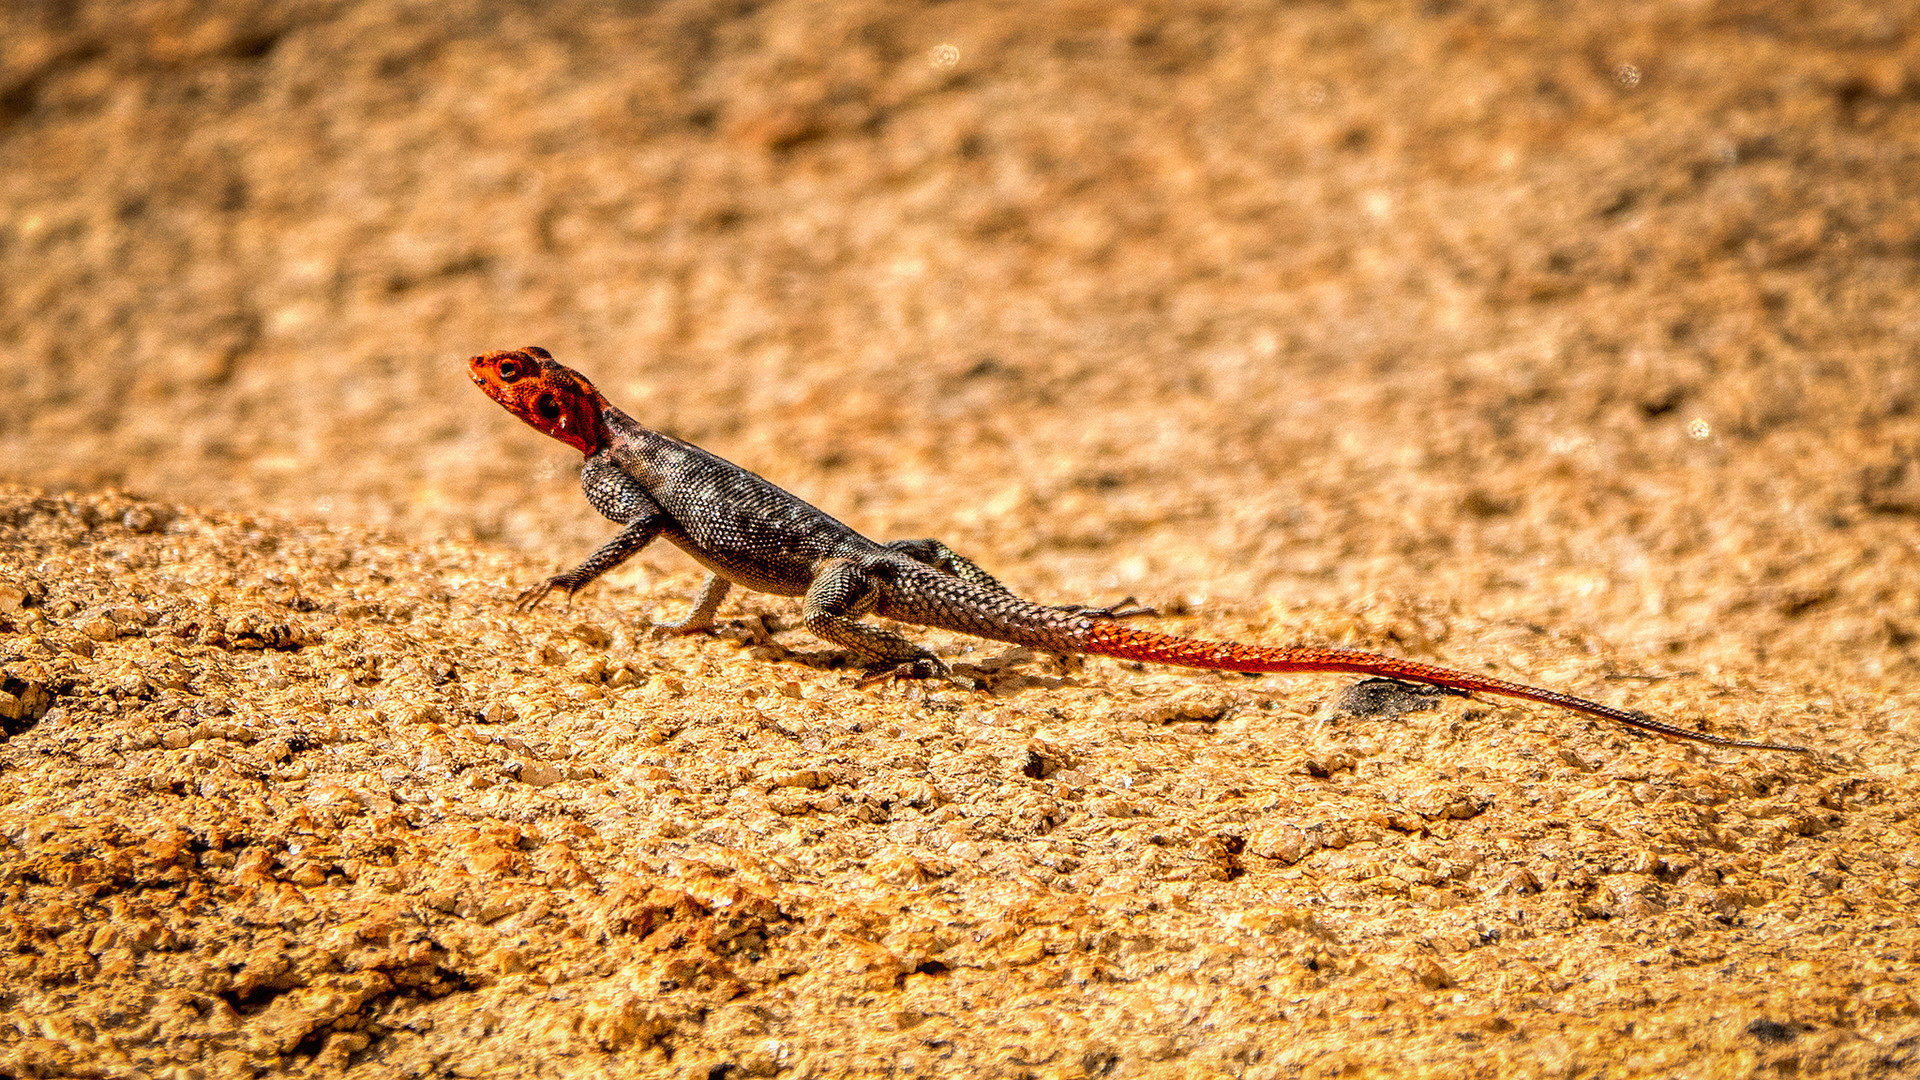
<box><xmin>468</xmin><ymin>346</ymin><xmax>1808</xmax><ymax>754</ymax></box>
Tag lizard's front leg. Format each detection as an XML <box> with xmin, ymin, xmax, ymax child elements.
<box><xmin>885</xmin><ymin>538</ymin><xmax>1154</xmax><ymax>619</ymax></box>
<box><xmin>803</xmin><ymin>558</ymin><xmax>948</xmax><ymax>677</ymax></box>
<box><xmin>515</xmin><ymin>516</ymin><xmax>663</xmax><ymax>612</ymax></box>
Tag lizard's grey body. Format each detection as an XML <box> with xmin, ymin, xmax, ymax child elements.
<box><xmin>564</xmin><ymin>407</ymin><xmax>1111</xmax><ymax>672</ymax></box>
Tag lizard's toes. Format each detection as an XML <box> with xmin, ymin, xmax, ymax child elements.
<box><xmin>1056</xmin><ymin>596</ymin><xmax>1157</xmax><ymax>620</ymax></box>
<box><xmin>854</xmin><ymin>657</ymin><xmax>953</xmax><ymax>687</ymax></box>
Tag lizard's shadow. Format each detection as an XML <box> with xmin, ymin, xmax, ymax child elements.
<box><xmin>732</xmin><ymin>630</ymin><xmax>1079</xmax><ymax>695</ymax></box>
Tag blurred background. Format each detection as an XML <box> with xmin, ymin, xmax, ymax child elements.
<box><xmin>2</xmin><ymin>0</ymin><xmax>1916</xmax><ymax>698</ymax></box>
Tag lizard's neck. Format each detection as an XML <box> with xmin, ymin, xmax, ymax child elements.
<box><xmin>547</xmin><ymin>391</ymin><xmax>610</xmax><ymax>457</ymax></box>
<box><xmin>507</xmin><ymin>371</ymin><xmax>608</xmax><ymax>457</ymax></box>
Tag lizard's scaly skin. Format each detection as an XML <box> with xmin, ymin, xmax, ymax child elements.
<box><xmin>470</xmin><ymin>347</ymin><xmax>1809</xmax><ymax>754</ymax></box>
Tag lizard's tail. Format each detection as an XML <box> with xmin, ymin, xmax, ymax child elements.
<box><xmin>1075</xmin><ymin>621</ymin><xmax>1809</xmax><ymax>753</ymax></box>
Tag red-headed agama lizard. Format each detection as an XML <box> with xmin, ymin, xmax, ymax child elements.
<box><xmin>469</xmin><ymin>346</ymin><xmax>1808</xmax><ymax>754</ymax></box>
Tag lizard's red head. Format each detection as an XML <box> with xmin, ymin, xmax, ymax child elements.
<box><xmin>469</xmin><ymin>346</ymin><xmax>610</xmax><ymax>457</ymax></box>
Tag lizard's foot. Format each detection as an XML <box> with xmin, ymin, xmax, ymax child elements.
<box><xmin>855</xmin><ymin>657</ymin><xmax>959</xmax><ymax>688</ymax></box>
<box><xmin>648</xmin><ymin>615</ymin><xmax>716</xmax><ymax>636</ymax></box>
<box><xmin>1055</xmin><ymin>596</ymin><xmax>1157</xmax><ymax>620</ymax></box>
<box><xmin>512</xmin><ymin>576</ymin><xmax>578</xmax><ymax>614</ymax></box>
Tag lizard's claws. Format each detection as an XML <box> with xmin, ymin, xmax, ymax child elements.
<box><xmin>1056</xmin><ymin>596</ymin><xmax>1157</xmax><ymax>620</ymax></box>
<box><xmin>512</xmin><ymin>576</ymin><xmax>577</xmax><ymax>614</ymax></box>
<box><xmin>855</xmin><ymin>657</ymin><xmax>953</xmax><ymax>687</ymax></box>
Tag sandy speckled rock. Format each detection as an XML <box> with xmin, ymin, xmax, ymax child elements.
<box><xmin>0</xmin><ymin>486</ymin><xmax>1915</xmax><ymax>1078</ymax></box>
<box><xmin>4</xmin><ymin>0</ymin><xmax>1920</xmax><ymax>1075</ymax></box>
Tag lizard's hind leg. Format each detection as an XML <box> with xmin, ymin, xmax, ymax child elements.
<box><xmin>803</xmin><ymin>558</ymin><xmax>949</xmax><ymax>678</ymax></box>
<box><xmin>884</xmin><ymin>538</ymin><xmax>1153</xmax><ymax>619</ymax></box>
<box><xmin>885</xmin><ymin>539</ymin><xmax>1015</xmax><ymax>593</ymax></box>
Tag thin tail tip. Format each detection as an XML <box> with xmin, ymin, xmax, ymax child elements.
<box><xmin>1619</xmin><ymin>707</ymin><xmax>1809</xmax><ymax>754</ymax></box>
<box><xmin>1685</xmin><ymin>731</ymin><xmax>1813</xmax><ymax>755</ymax></box>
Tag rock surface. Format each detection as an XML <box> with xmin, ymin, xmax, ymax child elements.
<box><xmin>3</xmin><ymin>1</ymin><xmax>1919</xmax><ymax>1077</ymax></box>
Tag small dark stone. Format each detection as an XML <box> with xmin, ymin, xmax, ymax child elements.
<box><xmin>1746</xmin><ymin>1018</ymin><xmax>1798</xmax><ymax>1043</ymax></box>
<box><xmin>1334</xmin><ymin>677</ymin><xmax>1465</xmax><ymax>720</ymax></box>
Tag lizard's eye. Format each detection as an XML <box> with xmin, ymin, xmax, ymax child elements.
<box><xmin>534</xmin><ymin>393</ymin><xmax>562</xmax><ymax>422</ymax></box>
<box><xmin>497</xmin><ymin>360</ymin><xmax>521</xmax><ymax>381</ymax></box>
